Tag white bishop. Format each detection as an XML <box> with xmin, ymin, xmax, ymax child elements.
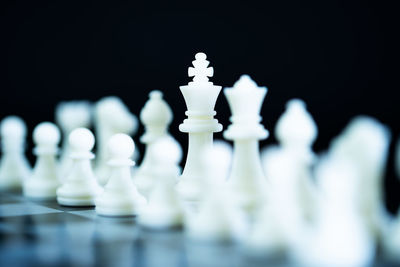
<box><xmin>135</xmin><ymin>90</ymin><xmax>181</xmax><ymax>198</ymax></box>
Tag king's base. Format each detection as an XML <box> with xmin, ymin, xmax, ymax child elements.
<box><xmin>57</xmin><ymin>196</ymin><xmax>95</xmax><ymax>207</ymax></box>
<box><xmin>139</xmin><ymin>209</ymin><xmax>183</xmax><ymax>229</ymax></box>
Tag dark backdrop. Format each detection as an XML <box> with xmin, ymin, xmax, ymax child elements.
<box><xmin>0</xmin><ymin>1</ymin><xmax>399</xmax><ymax>211</ymax></box>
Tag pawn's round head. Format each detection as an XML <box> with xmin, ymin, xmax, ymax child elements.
<box><xmin>0</xmin><ymin>116</ymin><xmax>27</xmax><ymax>138</ymax></box>
<box><xmin>69</xmin><ymin>127</ymin><xmax>95</xmax><ymax>152</ymax></box>
<box><xmin>33</xmin><ymin>122</ymin><xmax>60</xmax><ymax>146</ymax></box>
<box><xmin>151</xmin><ymin>137</ymin><xmax>182</xmax><ymax>165</ymax></box>
<box><xmin>108</xmin><ymin>133</ymin><xmax>135</xmax><ymax>159</ymax></box>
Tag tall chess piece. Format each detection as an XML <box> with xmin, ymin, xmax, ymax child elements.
<box><xmin>57</xmin><ymin>128</ymin><xmax>102</xmax><ymax>206</ymax></box>
<box><xmin>23</xmin><ymin>122</ymin><xmax>60</xmax><ymax>199</ymax></box>
<box><xmin>0</xmin><ymin>116</ymin><xmax>31</xmax><ymax>191</ymax></box>
<box><xmin>55</xmin><ymin>101</ymin><xmax>91</xmax><ymax>182</ymax></box>
<box><xmin>135</xmin><ymin>90</ymin><xmax>181</xmax><ymax>198</ymax></box>
<box><xmin>94</xmin><ymin>96</ymin><xmax>138</xmax><ymax>185</ymax></box>
<box><xmin>223</xmin><ymin>75</ymin><xmax>268</xmax><ymax>214</ymax></box>
<box><xmin>176</xmin><ymin>52</ymin><xmax>223</xmax><ymax>202</ymax></box>
<box><xmin>95</xmin><ymin>133</ymin><xmax>146</xmax><ymax>216</ymax></box>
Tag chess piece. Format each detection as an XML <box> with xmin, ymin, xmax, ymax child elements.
<box><xmin>23</xmin><ymin>122</ymin><xmax>60</xmax><ymax>199</ymax></box>
<box><xmin>329</xmin><ymin>116</ymin><xmax>391</xmax><ymax>242</ymax></box>
<box><xmin>247</xmin><ymin>100</ymin><xmax>318</xmax><ymax>254</ymax></box>
<box><xmin>57</xmin><ymin>128</ymin><xmax>102</xmax><ymax>206</ymax></box>
<box><xmin>135</xmin><ymin>90</ymin><xmax>181</xmax><ymax>198</ymax></box>
<box><xmin>94</xmin><ymin>96</ymin><xmax>138</xmax><ymax>185</ymax></box>
<box><xmin>274</xmin><ymin>99</ymin><xmax>318</xmax><ymax>221</ymax></box>
<box><xmin>294</xmin><ymin>156</ymin><xmax>375</xmax><ymax>267</ymax></box>
<box><xmin>212</xmin><ymin>139</ymin><xmax>233</xmax><ymax>183</ymax></box>
<box><xmin>0</xmin><ymin>116</ymin><xmax>31</xmax><ymax>191</ymax></box>
<box><xmin>176</xmin><ymin>52</ymin><xmax>223</xmax><ymax>202</ymax></box>
<box><xmin>95</xmin><ymin>133</ymin><xmax>145</xmax><ymax>216</ymax></box>
<box><xmin>186</xmin><ymin>145</ymin><xmax>246</xmax><ymax>241</ymax></box>
<box><xmin>139</xmin><ymin>137</ymin><xmax>183</xmax><ymax>228</ymax></box>
<box><xmin>223</xmin><ymin>75</ymin><xmax>268</xmax><ymax>214</ymax></box>
<box><xmin>55</xmin><ymin>101</ymin><xmax>91</xmax><ymax>182</ymax></box>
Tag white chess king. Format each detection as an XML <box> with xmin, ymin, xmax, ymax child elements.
<box><xmin>224</xmin><ymin>75</ymin><xmax>268</xmax><ymax>214</ymax></box>
<box><xmin>176</xmin><ymin>52</ymin><xmax>223</xmax><ymax>202</ymax></box>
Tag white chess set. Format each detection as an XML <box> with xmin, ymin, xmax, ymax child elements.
<box><xmin>0</xmin><ymin>52</ymin><xmax>399</xmax><ymax>266</ymax></box>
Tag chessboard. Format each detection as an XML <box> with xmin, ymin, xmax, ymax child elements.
<box><xmin>0</xmin><ymin>190</ymin><xmax>268</xmax><ymax>267</ymax></box>
<box><xmin>0</xmin><ymin>191</ymin><xmax>396</xmax><ymax>267</ymax></box>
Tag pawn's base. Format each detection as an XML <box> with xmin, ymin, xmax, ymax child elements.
<box><xmin>57</xmin><ymin>196</ymin><xmax>95</xmax><ymax>207</ymax></box>
<box><xmin>95</xmin><ymin>206</ymin><xmax>136</xmax><ymax>217</ymax></box>
<box><xmin>139</xmin><ymin>209</ymin><xmax>183</xmax><ymax>229</ymax></box>
<box><xmin>23</xmin><ymin>180</ymin><xmax>58</xmax><ymax>200</ymax></box>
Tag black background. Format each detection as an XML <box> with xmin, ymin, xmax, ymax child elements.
<box><xmin>0</xmin><ymin>1</ymin><xmax>399</xmax><ymax>211</ymax></box>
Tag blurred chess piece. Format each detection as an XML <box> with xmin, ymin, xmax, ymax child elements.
<box><xmin>247</xmin><ymin>99</ymin><xmax>318</xmax><ymax>256</ymax></box>
<box><xmin>23</xmin><ymin>122</ymin><xmax>60</xmax><ymax>199</ymax></box>
<box><xmin>135</xmin><ymin>90</ymin><xmax>181</xmax><ymax>198</ymax></box>
<box><xmin>94</xmin><ymin>96</ymin><xmax>138</xmax><ymax>186</ymax></box>
<box><xmin>139</xmin><ymin>137</ymin><xmax>183</xmax><ymax>228</ymax></box>
<box><xmin>329</xmin><ymin>116</ymin><xmax>391</xmax><ymax>242</ymax></box>
<box><xmin>186</xmin><ymin>144</ymin><xmax>246</xmax><ymax>241</ymax></box>
<box><xmin>57</xmin><ymin>128</ymin><xmax>102</xmax><ymax>206</ymax></box>
<box><xmin>0</xmin><ymin>116</ymin><xmax>31</xmax><ymax>191</ymax></box>
<box><xmin>55</xmin><ymin>101</ymin><xmax>92</xmax><ymax>182</ymax></box>
<box><xmin>95</xmin><ymin>133</ymin><xmax>145</xmax><ymax>216</ymax></box>
<box><xmin>294</xmin><ymin>156</ymin><xmax>375</xmax><ymax>267</ymax></box>
<box><xmin>223</xmin><ymin>75</ymin><xmax>268</xmax><ymax>215</ymax></box>
<box><xmin>176</xmin><ymin>52</ymin><xmax>223</xmax><ymax>202</ymax></box>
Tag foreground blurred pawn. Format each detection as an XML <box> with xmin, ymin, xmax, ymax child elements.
<box><xmin>94</xmin><ymin>96</ymin><xmax>138</xmax><ymax>185</ymax></box>
<box><xmin>95</xmin><ymin>133</ymin><xmax>145</xmax><ymax>217</ymax></box>
<box><xmin>139</xmin><ymin>137</ymin><xmax>183</xmax><ymax>228</ymax></box>
<box><xmin>0</xmin><ymin>116</ymin><xmax>31</xmax><ymax>190</ymax></box>
<box><xmin>224</xmin><ymin>75</ymin><xmax>268</xmax><ymax>214</ymax></box>
<box><xmin>55</xmin><ymin>101</ymin><xmax>91</xmax><ymax>182</ymax></box>
<box><xmin>294</xmin><ymin>157</ymin><xmax>375</xmax><ymax>267</ymax></box>
<box><xmin>186</xmin><ymin>145</ymin><xmax>245</xmax><ymax>242</ymax></box>
<box><xmin>135</xmin><ymin>90</ymin><xmax>181</xmax><ymax>198</ymax></box>
<box><xmin>57</xmin><ymin>128</ymin><xmax>102</xmax><ymax>206</ymax></box>
<box><xmin>329</xmin><ymin>116</ymin><xmax>391</xmax><ymax>242</ymax></box>
<box><xmin>23</xmin><ymin>122</ymin><xmax>60</xmax><ymax>199</ymax></box>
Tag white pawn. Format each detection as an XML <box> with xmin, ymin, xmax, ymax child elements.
<box><xmin>135</xmin><ymin>90</ymin><xmax>181</xmax><ymax>198</ymax></box>
<box><xmin>23</xmin><ymin>122</ymin><xmax>60</xmax><ymax>199</ymax></box>
<box><xmin>186</xmin><ymin>145</ymin><xmax>245</xmax><ymax>241</ymax></box>
<box><xmin>94</xmin><ymin>96</ymin><xmax>138</xmax><ymax>185</ymax></box>
<box><xmin>55</xmin><ymin>101</ymin><xmax>91</xmax><ymax>182</ymax></box>
<box><xmin>57</xmin><ymin>128</ymin><xmax>102</xmax><ymax>206</ymax></box>
<box><xmin>95</xmin><ymin>133</ymin><xmax>146</xmax><ymax>216</ymax></box>
<box><xmin>139</xmin><ymin>137</ymin><xmax>183</xmax><ymax>228</ymax></box>
<box><xmin>0</xmin><ymin>116</ymin><xmax>31</xmax><ymax>191</ymax></box>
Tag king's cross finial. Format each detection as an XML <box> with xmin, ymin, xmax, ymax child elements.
<box><xmin>188</xmin><ymin>52</ymin><xmax>214</xmax><ymax>83</ymax></box>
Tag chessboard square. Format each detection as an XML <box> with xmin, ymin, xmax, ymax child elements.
<box><xmin>0</xmin><ymin>203</ymin><xmax>62</xmax><ymax>217</ymax></box>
